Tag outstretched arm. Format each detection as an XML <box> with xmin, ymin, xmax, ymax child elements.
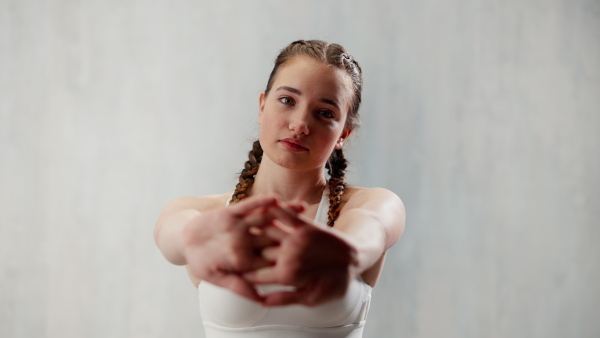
<box><xmin>333</xmin><ymin>187</ymin><xmax>405</xmax><ymax>279</ymax></box>
<box><xmin>154</xmin><ymin>195</ymin><xmax>296</xmax><ymax>301</ymax></box>
<box><xmin>154</xmin><ymin>196</ymin><xmax>207</xmax><ymax>266</ymax></box>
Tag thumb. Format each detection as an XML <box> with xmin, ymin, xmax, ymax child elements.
<box><xmin>213</xmin><ymin>274</ymin><xmax>265</xmax><ymax>303</ymax></box>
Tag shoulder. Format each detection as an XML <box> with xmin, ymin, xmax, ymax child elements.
<box><xmin>343</xmin><ymin>186</ymin><xmax>404</xmax><ymax>213</ymax></box>
<box><xmin>160</xmin><ymin>191</ymin><xmax>233</xmax><ymax>215</ymax></box>
<box><xmin>341</xmin><ymin>187</ymin><xmax>406</xmax><ymax>239</ymax></box>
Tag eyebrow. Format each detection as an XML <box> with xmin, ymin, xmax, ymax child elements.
<box><xmin>275</xmin><ymin>86</ymin><xmax>340</xmax><ymax>110</ymax></box>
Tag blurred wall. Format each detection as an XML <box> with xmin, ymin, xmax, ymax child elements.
<box><xmin>1</xmin><ymin>1</ymin><xmax>598</xmax><ymax>337</ymax></box>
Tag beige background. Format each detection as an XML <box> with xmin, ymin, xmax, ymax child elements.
<box><xmin>1</xmin><ymin>1</ymin><xmax>598</xmax><ymax>337</ymax></box>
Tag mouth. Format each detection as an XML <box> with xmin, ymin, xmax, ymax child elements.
<box><xmin>280</xmin><ymin>138</ymin><xmax>309</xmax><ymax>152</ymax></box>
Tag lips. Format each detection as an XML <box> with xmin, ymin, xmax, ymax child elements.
<box><xmin>280</xmin><ymin>138</ymin><xmax>309</xmax><ymax>151</ymax></box>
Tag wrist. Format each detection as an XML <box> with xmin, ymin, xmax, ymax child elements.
<box><xmin>344</xmin><ymin>237</ymin><xmax>361</xmax><ymax>278</ymax></box>
<box><xmin>326</xmin><ymin>228</ymin><xmax>361</xmax><ymax>277</ymax></box>
<box><xmin>179</xmin><ymin>209</ymin><xmax>206</xmax><ymax>264</ymax></box>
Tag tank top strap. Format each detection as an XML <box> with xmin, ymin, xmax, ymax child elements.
<box><xmin>314</xmin><ymin>185</ymin><xmax>330</xmax><ymax>227</ymax></box>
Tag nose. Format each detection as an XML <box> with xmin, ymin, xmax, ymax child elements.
<box><xmin>288</xmin><ymin>111</ymin><xmax>310</xmax><ymax>136</ymax></box>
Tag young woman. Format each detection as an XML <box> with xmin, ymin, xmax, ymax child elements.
<box><xmin>155</xmin><ymin>40</ymin><xmax>405</xmax><ymax>337</ymax></box>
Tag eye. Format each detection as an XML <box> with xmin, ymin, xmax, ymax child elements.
<box><xmin>278</xmin><ymin>96</ymin><xmax>295</xmax><ymax>105</ymax></box>
<box><xmin>317</xmin><ymin>110</ymin><xmax>335</xmax><ymax>119</ymax></box>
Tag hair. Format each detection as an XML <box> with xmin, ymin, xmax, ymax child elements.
<box><xmin>230</xmin><ymin>40</ymin><xmax>363</xmax><ymax>227</ymax></box>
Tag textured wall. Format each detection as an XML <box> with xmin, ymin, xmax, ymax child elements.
<box><xmin>1</xmin><ymin>1</ymin><xmax>598</xmax><ymax>337</ymax></box>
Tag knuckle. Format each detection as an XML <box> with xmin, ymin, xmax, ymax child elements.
<box><xmin>227</xmin><ymin>242</ymin><xmax>250</xmax><ymax>268</ymax></box>
<box><xmin>229</xmin><ymin>253</ymin><xmax>248</xmax><ymax>269</ymax></box>
<box><xmin>279</xmin><ymin>266</ymin><xmax>301</xmax><ymax>285</ymax></box>
<box><xmin>292</xmin><ymin>228</ymin><xmax>313</xmax><ymax>244</ymax></box>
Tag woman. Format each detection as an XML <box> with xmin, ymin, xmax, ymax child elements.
<box><xmin>155</xmin><ymin>40</ymin><xmax>405</xmax><ymax>337</ymax></box>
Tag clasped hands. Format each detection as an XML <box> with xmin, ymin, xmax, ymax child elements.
<box><xmin>183</xmin><ymin>195</ymin><xmax>359</xmax><ymax>307</ymax></box>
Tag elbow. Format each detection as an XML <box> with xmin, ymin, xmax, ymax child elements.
<box><xmin>154</xmin><ymin>223</ymin><xmax>168</xmax><ymax>257</ymax></box>
<box><xmin>375</xmin><ymin>191</ymin><xmax>405</xmax><ymax>249</ymax></box>
<box><xmin>388</xmin><ymin>198</ymin><xmax>406</xmax><ymax>247</ymax></box>
<box><xmin>153</xmin><ymin>207</ymin><xmax>198</xmax><ymax>266</ymax></box>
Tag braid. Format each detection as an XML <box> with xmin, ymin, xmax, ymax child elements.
<box><xmin>230</xmin><ymin>140</ymin><xmax>263</xmax><ymax>204</ymax></box>
<box><xmin>325</xmin><ymin>148</ymin><xmax>348</xmax><ymax>227</ymax></box>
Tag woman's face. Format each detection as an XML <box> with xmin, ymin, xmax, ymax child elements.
<box><xmin>258</xmin><ymin>56</ymin><xmax>353</xmax><ymax>171</ymax></box>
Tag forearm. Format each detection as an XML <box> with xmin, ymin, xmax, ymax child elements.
<box><xmin>154</xmin><ymin>208</ymin><xmax>203</xmax><ymax>265</ymax></box>
<box><xmin>332</xmin><ymin>209</ymin><xmax>388</xmax><ymax>276</ymax></box>
<box><xmin>333</xmin><ymin>188</ymin><xmax>405</xmax><ymax>277</ymax></box>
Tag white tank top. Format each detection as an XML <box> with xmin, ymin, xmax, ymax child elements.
<box><xmin>198</xmin><ymin>187</ymin><xmax>372</xmax><ymax>337</ymax></box>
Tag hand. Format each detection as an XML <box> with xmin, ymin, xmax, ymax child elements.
<box><xmin>183</xmin><ymin>196</ymin><xmax>304</xmax><ymax>302</ymax></box>
<box><xmin>244</xmin><ymin>205</ymin><xmax>359</xmax><ymax>307</ymax></box>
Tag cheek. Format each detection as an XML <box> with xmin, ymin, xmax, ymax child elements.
<box><xmin>316</xmin><ymin>123</ymin><xmax>344</xmax><ymax>143</ymax></box>
<box><xmin>314</xmin><ymin>127</ymin><xmax>341</xmax><ymax>153</ymax></box>
<box><xmin>258</xmin><ymin>122</ymin><xmax>268</xmax><ymax>142</ymax></box>
<box><xmin>258</xmin><ymin>114</ymin><xmax>278</xmax><ymax>143</ymax></box>
<box><xmin>260</xmin><ymin>108</ymin><xmax>288</xmax><ymax>132</ymax></box>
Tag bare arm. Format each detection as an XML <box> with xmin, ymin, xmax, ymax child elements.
<box><xmin>154</xmin><ymin>196</ymin><xmax>211</xmax><ymax>266</ymax></box>
<box><xmin>154</xmin><ymin>194</ymin><xmax>297</xmax><ymax>301</ymax></box>
<box><xmin>333</xmin><ymin>187</ymin><xmax>405</xmax><ymax>280</ymax></box>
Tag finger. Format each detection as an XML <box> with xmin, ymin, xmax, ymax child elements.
<box><xmin>248</xmin><ymin>226</ymin><xmax>262</xmax><ymax>236</ymax></box>
<box><xmin>290</xmin><ymin>204</ymin><xmax>305</xmax><ymax>213</ymax></box>
<box><xmin>262</xmin><ymin>223</ymin><xmax>292</xmax><ymax>241</ymax></box>
<box><xmin>261</xmin><ymin>291</ymin><xmax>303</xmax><ymax>307</ymax></box>
<box><xmin>267</xmin><ymin>205</ymin><xmax>311</xmax><ymax>228</ymax></box>
<box><xmin>229</xmin><ymin>195</ymin><xmax>278</xmax><ymax>216</ymax></box>
<box><xmin>243</xmin><ymin>205</ymin><xmax>270</xmax><ymax>218</ymax></box>
<box><xmin>217</xmin><ymin>274</ymin><xmax>265</xmax><ymax>303</ymax></box>
<box><xmin>243</xmin><ymin>212</ymin><xmax>275</xmax><ymax>228</ymax></box>
<box><xmin>250</xmin><ymin>234</ymin><xmax>279</xmax><ymax>249</ymax></box>
<box><xmin>282</xmin><ymin>201</ymin><xmax>306</xmax><ymax>214</ymax></box>
<box><xmin>236</xmin><ymin>251</ymin><xmax>277</xmax><ymax>271</ymax></box>
<box><xmin>261</xmin><ymin>246</ymin><xmax>280</xmax><ymax>262</ymax></box>
<box><xmin>243</xmin><ymin>267</ymin><xmax>280</xmax><ymax>284</ymax></box>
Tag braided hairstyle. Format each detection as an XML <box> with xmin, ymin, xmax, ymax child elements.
<box><xmin>230</xmin><ymin>40</ymin><xmax>363</xmax><ymax>227</ymax></box>
<box><xmin>230</xmin><ymin>140</ymin><xmax>263</xmax><ymax>203</ymax></box>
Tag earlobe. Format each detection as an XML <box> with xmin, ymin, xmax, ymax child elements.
<box><xmin>334</xmin><ymin>128</ymin><xmax>352</xmax><ymax>149</ymax></box>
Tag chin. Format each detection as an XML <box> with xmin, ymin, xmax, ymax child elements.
<box><xmin>266</xmin><ymin>153</ymin><xmax>315</xmax><ymax>171</ymax></box>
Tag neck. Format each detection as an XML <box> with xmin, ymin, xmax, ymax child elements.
<box><xmin>251</xmin><ymin>155</ymin><xmax>328</xmax><ymax>204</ymax></box>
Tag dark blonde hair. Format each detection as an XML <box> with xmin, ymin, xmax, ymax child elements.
<box><xmin>230</xmin><ymin>40</ymin><xmax>363</xmax><ymax>227</ymax></box>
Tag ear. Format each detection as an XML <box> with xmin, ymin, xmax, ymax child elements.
<box><xmin>258</xmin><ymin>91</ymin><xmax>266</xmax><ymax>124</ymax></box>
<box><xmin>334</xmin><ymin>128</ymin><xmax>352</xmax><ymax>149</ymax></box>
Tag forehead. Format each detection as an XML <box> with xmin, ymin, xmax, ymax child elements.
<box><xmin>271</xmin><ymin>56</ymin><xmax>353</xmax><ymax>109</ymax></box>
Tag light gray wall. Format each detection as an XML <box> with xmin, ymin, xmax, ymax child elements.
<box><xmin>1</xmin><ymin>1</ymin><xmax>598</xmax><ymax>337</ymax></box>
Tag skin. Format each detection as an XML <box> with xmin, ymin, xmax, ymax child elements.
<box><xmin>154</xmin><ymin>56</ymin><xmax>406</xmax><ymax>307</ymax></box>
